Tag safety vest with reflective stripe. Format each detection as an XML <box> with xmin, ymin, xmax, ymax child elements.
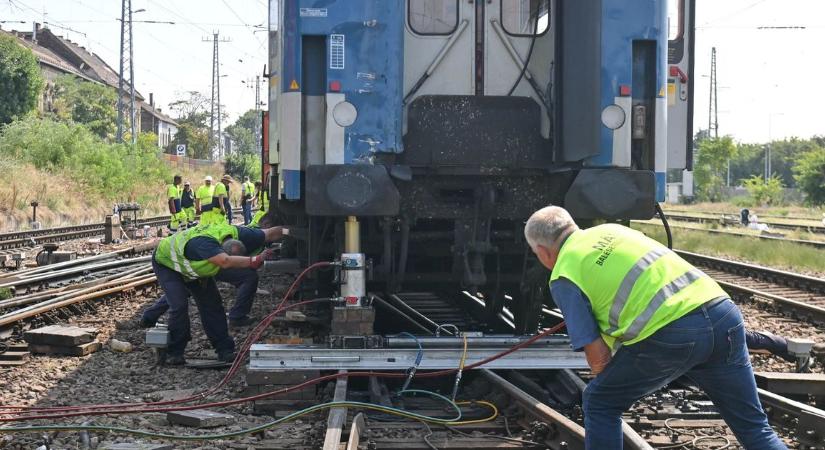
<box><xmin>257</xmin><ymin>189</ymin><xmax>269</xmax><ymax>213</ymax></box>
<box><xmin>550</xmin><ymin>224</ymin><xmax>727</xmax><ymax>349</ymax></box>
<box><xmin>242</xmin><ymin>181</ymin><xmax>255</xmax><ymax>203</ymax></box>
<box><xmin>196</xmin><ymin>184</ymin><xmax>215</xmax><ymax>211</ymax></box>
<box><xmin>154</xmin><ymin>223</ymin><xmax>239</xmax><ymax>280</ymax></box>
<box><xmin>167</xmin><ymin>184</ymin><xmax>182</xmax><ymax>212</ymax></box>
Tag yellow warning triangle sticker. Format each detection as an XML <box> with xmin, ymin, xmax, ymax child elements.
<box><xmin>290</xmin><ymin>79</ymin><xmax>299</xmax><ymax>90</ymax></box>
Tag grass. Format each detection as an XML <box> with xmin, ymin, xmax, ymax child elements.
<box><xmin>634</xmin><ymin>219</ymin><xmax>825</xmax><ymax>243</ymax></box>
<box><xmin>669</xmin><ymin>202</ymin><xmax>825</xmax><ymax>222</ymax></box>
<box><xmin>0</xmin><ymin>158</ymin><xmax>229</xmax><ymax>231</ymax></box>
<box><xmin>632</xmin><ymin>222</ymin><xmax>825</xmax><ymax>274</ymax></box>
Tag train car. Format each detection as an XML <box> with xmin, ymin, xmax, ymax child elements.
<box><xmin>263</xmin><ymin>0</ymin><xmax>696</xmax><ymax>333</ymax></box>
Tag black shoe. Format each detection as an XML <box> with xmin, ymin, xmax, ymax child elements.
<box><xmin>217</xmin><ymin>351</ymin><xmax>236</xmax><ymax>363</ymax></box>
<box><xmin>165</xmin><ymin>354</ymin><xmax>186</xmax><ymax>366</ymax></box>
<box><xmin>139</xmin><ymin>317</ymin><xmax>156</xmax><ymax>329</ymax></box>
<box><xmin>229</xmin><ymin>316</ymin><xmax>255</xmax><ymax>328</ymax></box>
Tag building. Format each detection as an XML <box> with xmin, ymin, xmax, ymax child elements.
<box><xmin>4</xmin><ymin>23</ymin><xmax>177</xmax><ymax>147</ymax></box>
<box><xmin>140</xmin><ymin>93</ymin><xmax>179</xmax><ymax>149</ymax></box>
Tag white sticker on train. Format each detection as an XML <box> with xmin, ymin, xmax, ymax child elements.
<box><xmin>330</xmin><ymin>34</ymin><xmax>345</xmax><ymax>70</ymax></box>
<box><xmin>300</xmin><ymin>8</ymin><xmax>327</xmax><ymax>17</ymax></box>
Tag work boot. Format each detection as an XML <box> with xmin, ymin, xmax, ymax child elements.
<box><xmin>139</xmin><ymin>317</ymin><xmax>156</xmax><ymax>329</ymax></box>
<box><xmin>229</xmin><ymin>316</ymin><xmax>255</xmax><ymax>328</ymax></box>
<box><xmin>165</xmin><ymin>354</ymin><xmax>186</xmax><ymax>366</ymax></box>
<box><xmin>217</xmin><ymin>351</ymin><xmax>236</xmax><ymax>363</ymax></box>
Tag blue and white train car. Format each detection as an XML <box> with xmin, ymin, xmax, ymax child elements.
<box><xmin>265</xmin><ymin>0</ymin><xmax>696</xmax><ymax>331</ymax></box>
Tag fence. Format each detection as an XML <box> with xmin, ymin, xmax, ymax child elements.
<box><xmin>162</xmin><ymin>154</ymin><xmax>225</xmax><ymax>173</ymax></box>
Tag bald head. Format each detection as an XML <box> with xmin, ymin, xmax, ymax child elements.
<box><xmin>524</xmin><ymin>206</ymin><xmax>579</xmax><ymax>250</ymax></box>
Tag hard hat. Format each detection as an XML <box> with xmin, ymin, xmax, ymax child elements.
<box><xmin>204</xmin><ymin>175</ymin><xmax>213</xmax><ymax>182</ymax></box>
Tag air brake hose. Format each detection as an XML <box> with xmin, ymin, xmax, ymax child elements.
<box><xmin>654</xmin><ymin>203</ymin><xmax>673</xmax><ymax>249</ymax></box>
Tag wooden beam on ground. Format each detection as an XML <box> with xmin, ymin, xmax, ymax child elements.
<box><xmin>345</xmin><ymin>412</ymin><xmax>365</xmax><ymax>450</ymax></box>
<box><xmin>322</xmin><ymin>370</ymin><xmax>348</xmax><ymax>450</ymax></box>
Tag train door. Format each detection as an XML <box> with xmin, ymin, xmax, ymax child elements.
<box><xmin>484</xmin><ymin>0</ymin><xmax>552</xmax><ymax>138</ymax></box>
<box><xmin>667</xmin><ymin>0</ymin><xmax>695</xmax><ymax>170</ymax></box>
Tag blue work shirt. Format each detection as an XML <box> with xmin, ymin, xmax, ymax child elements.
<box><xmin>550</xmin><ymin>278</ymin><xmax>602</xmax><ymax>351</ymax></box>
<box><xmin>184</xmin><ymin>226</ymin><xmax>265</xmax><ymax>261</ymax></box>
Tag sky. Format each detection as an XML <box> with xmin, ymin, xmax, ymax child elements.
<box><xmin>0</xmin><ymin>0</ymin><xmax>268</xmax><ymax>124</ymax></box>
<box><xmin>0</xmin><ymin>0</ymin><xmax>822</xmax><ymax>143</ymax></box>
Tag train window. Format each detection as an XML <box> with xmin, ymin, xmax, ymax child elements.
<box><xmin>668</xmin><ymin>0</ymin><xmax>683</xmax><ymax>41</ymax></box>
<box><xmin>501</xmin><ymin>0</ymin><xmax>550</xmax><ymax>37</ymax></box>
<box><xmin>408</xmin><ymin>0</ymin><xmax>459</xmax><ymax>36</ymax></box>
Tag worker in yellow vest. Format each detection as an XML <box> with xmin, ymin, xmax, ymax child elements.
<box><xmin>250</xmin><ymin>180</ymin><xmax>269</xmax><ymax>227</ymax></box>
<box><xmin>181</xmin><ymin>181</ymin><xmax>196</xmax><ymax>228</ymax></box>
<box><xmin>524</xmin><ymin>206</ymin><xmax>786</xmax><ymax>450</ymax></box>
<box><xmin>241</xmin><ymin>176</ymin><xmax>255</xmax><ymax>225</ymax></box>
<box><xmin>166</xmin><ymin>175</ymin><xmax>184</xmax><ymax>232</ymax></box>
<box><xmin>211</xmin><ymin>174</ymin><xmax>232</xmax><ymax>225</ymax></box>
<box><xmin>196</xmin><ymin>175</ymin><xmax>217</xmax><ymax>225</ymax></box>
<box><xmin>145</xmin><ymin>222</ymin><xmax>288</xmax><ymax>365</ymax></box>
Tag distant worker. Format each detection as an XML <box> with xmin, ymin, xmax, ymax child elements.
<box><xmin>144</xmin><ymin>223</ymin><xmax>288</xmax><ymax>365</ymax></box>
<box><xmin>241</xmin><ymin>176</ymin><xmax>255</xmax><ymax>225</ymax></box>
<box><xmin>214</xmin><ymin>174</ymin><xmax>233</xmax><ymax>224</ymax></box>
<box><xmin>524</xmin><ymin>206</ymin><xmax>787</xmax><ymax>450</ymax></box>
<box><xmin>181</xmin><ymin>181</ymin><xmax>196</xmax><ymax>228</ymax></box>
<box><xmin>167</xmin><ymin>175</ymin><xmax>184</xmax><ymax>233</ymax></box>
<box><xmin>196</xmin><ymin>175</ymin><xmax>217</xmax><ymax>225</ymax></box>
<box><xmin>250</xmin><ymin>181</ymin><xmax>269</xmax><ymax>227</ymax></box>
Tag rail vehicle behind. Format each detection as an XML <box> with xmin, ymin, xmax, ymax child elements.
<box><xmin>263</xmin><ymin>0</ymin><xmax>697</xmax><ymax>332</ymax></box>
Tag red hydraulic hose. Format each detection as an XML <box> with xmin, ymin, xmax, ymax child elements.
<box><xmin>1</xmin><ymin>321</ymin><xmax>567</xmax><ymax>422</ymax></box>
<box><xmin>0</xmin><ymin>261</ymin><xmax>333</xmax><ymax>416</ymax></box>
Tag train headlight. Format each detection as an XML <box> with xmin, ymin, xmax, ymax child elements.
<box><xmin>601</xmin><ymin>104</ymin><xmax>626</xmax><ymax>130</ymax></box>
<box><xmin>332</xmin><ymin>101</ymin><xmax>358</xmax><ymax>127</ymax></box>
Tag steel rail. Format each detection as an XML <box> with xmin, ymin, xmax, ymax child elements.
<box><xmin>662</xmin><ymin>212</ymin><xmax>825</xmax><ymax>234</ymax></box>
<box><xmin>633</xmin><ymin>221</ymin><xmax>825</xmax><ymax>249</ymax></box>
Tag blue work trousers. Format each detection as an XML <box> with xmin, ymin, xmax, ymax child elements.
<box><xmin>583</xmin><ymin>298</ymin><xmax>786</xmax><ymax>450</ymax></box>
<box><xmin>147</xmin><ymin>258</ymin><xmax>235</xmax><ymax>357</ymax></box>
<box><xmin>143</xmin><ymin>268</ymin><xmax>259</xmax><ymax>323</ymax></box>
<box><xmin>242</xmin><ymin>200</ymin><xmax>252</xmax><ymax>225</ymax></box>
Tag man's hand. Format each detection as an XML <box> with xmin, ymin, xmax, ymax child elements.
<box><xmin>249</xmin><ymin>249</ymin><xmax>274</xmax><ymax>269</ymax></box>
<box><xmin>583</xmin><ymin>337</ymin><xmax>612</xmax><ymax>375</ymax></box>
<box><xmin>263</xmin><ymin>226</ymin><xmax>289</xmax><ymax>242</ymax></box>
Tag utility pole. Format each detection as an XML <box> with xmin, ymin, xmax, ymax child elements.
<box><xmin>116</xmin><ymin>0</ymin><xmax>136</xmax><ymax>144</ymax></box>
<box><xmin>254</xmin><ymin>74</ymin><xmax>261</xmax><ymax>151</ymax></box>
<box><xmin>204</xmin><ymin>32</ymin><xmax>230</xmax><ymax>159</ymax></box>
<box><xmin>708</xmin><ymin>47</ymin><xmax>726</xmax><ymax>185</ymax></box>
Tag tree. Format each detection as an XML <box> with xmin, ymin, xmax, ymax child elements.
<box><xmin>0</xmin><ymin>35</ymin><xmax>44</xmax><ymax>124</ymax></box>
<box><xmin>225</xmin><ymin>109</ymin><xmax>259</xmax><ymax>155</ymax></box>
<box><xmin>224</xmin><ymin>152</ymin><xmax>261</xmax><ymax>182</ymax></box>
<box><xmin>170</xmin><ymin>123</ymin><xmax>210</xmax><ymax>159</ymax></box>
<box><xmin>742</xmin><ymin>175</ymin><xmax>784</xmax><ymax>206</ymax></box>
<box><xmin>693</xmin><ymin>136</ymin><xmax>737</xmax><ymax>202</ymax></box>
<box><xmin>168</xmin><ymin>91</ymin><xmax>211</xmax><ymax>128</ymax></box>
<box><xmin>49</xmin><ymin>74</ymin><xmax>117</xmax><ymax>139</ymax></box>
<box><xmin>793</xmin><ymin>148</ymin><xmax>825</xmax><ymax>206</ymax></box>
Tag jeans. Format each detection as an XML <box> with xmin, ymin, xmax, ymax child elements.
<box><xmin>143</xmin><ymin>267</ymin><xmax>259</xmax><ymax>323</ymax></box>
<box><xmin>583</xmin><ymin>298</ymin><xmax>787</xmax><ymax>450</ymax></box>
<box><xmin>147</xmin><ymin>258</ymin><xmax>235</xmax><ymax>356</ymax></box>
<box><xmin>242</xmin><ymin>201</ymin><xmax>252</xmax><ymax>225</ymax></box>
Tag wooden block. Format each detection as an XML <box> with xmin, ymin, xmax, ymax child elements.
<box><xmin>28</xmin><ymin>341</ymin><xmax>101</xmax><ymax>356</ymax></box>
<box><xmin>166</xmin><ymin>409</ymin><xmax>235</xmax><ymax>428</ymax></box>
<box><xmin>23</xmin><ymin>325</ymin><xmax>96</xmax><ymax>346</ymax></box>
<box><xmin>0</xmin><ymin>351</ymin><xmax>30</xmax><ymax>361</ymax></box>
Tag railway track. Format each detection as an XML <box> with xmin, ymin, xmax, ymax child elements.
<box><xmin>0</xmin><ymin>207</ymin><xmax>255</xmax><ymax>251</ymax></box>
<box><xmin>663</xmin><ymin>212</ymin><xmax>825</xmax><ymax>235</ymax></box>
<box><xmin>633</xmin><ymin>220</ymin><xmax>825</xmax><ymax>249</ymax></box>
<box><xmin>677</xmin><ymin>250</ymin><xmax>825</xmax><ymax>324</ymax></box>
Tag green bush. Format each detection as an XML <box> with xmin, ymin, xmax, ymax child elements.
<box><xmin>0</xmin><ymin>116</ymin><xmax>170</xmax><ymax>200</ymax></box>
<box><xmin>793</xmin><ymin>148</ymin><xmax>825</xmax><ymax>206</ymax></box>
<box><xmin>224</xmin><ymin>152</ymin><xmax>261</xmax><ymax>182</ymax></box>
<box><xmin>0</xmin><ymin>35</ymin><xmax>43</xmax><ymax>124</ymax></box>
<box><xmin>742</xmin><ymin>175</ymin><xmax>784</xmax><ymax>206</ymax></box>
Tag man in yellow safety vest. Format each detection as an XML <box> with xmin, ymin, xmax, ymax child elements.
<box><xmin>524</xmin><ymin>206</ymin><xmax>786</xmax><ymax>450</ymax></box>
<box><xmin>166</xmin><ymin>175</ymin><xmax>184</xmax><ymax>232</ymax></box>
<box><xmin>196</xmin><ymin>175</ymin><xmax>217</xmax><ymax>225</ymax></box>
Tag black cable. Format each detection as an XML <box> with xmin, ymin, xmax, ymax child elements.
<box><xmin>655</xmin><ymin>203</ymin><xmax>673</xmax><ymax>249</ymax></box>
<box><xmin>506</xmin><ymin>12</ymin><xmax>541</xmax><ymax>96</ymax></box>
